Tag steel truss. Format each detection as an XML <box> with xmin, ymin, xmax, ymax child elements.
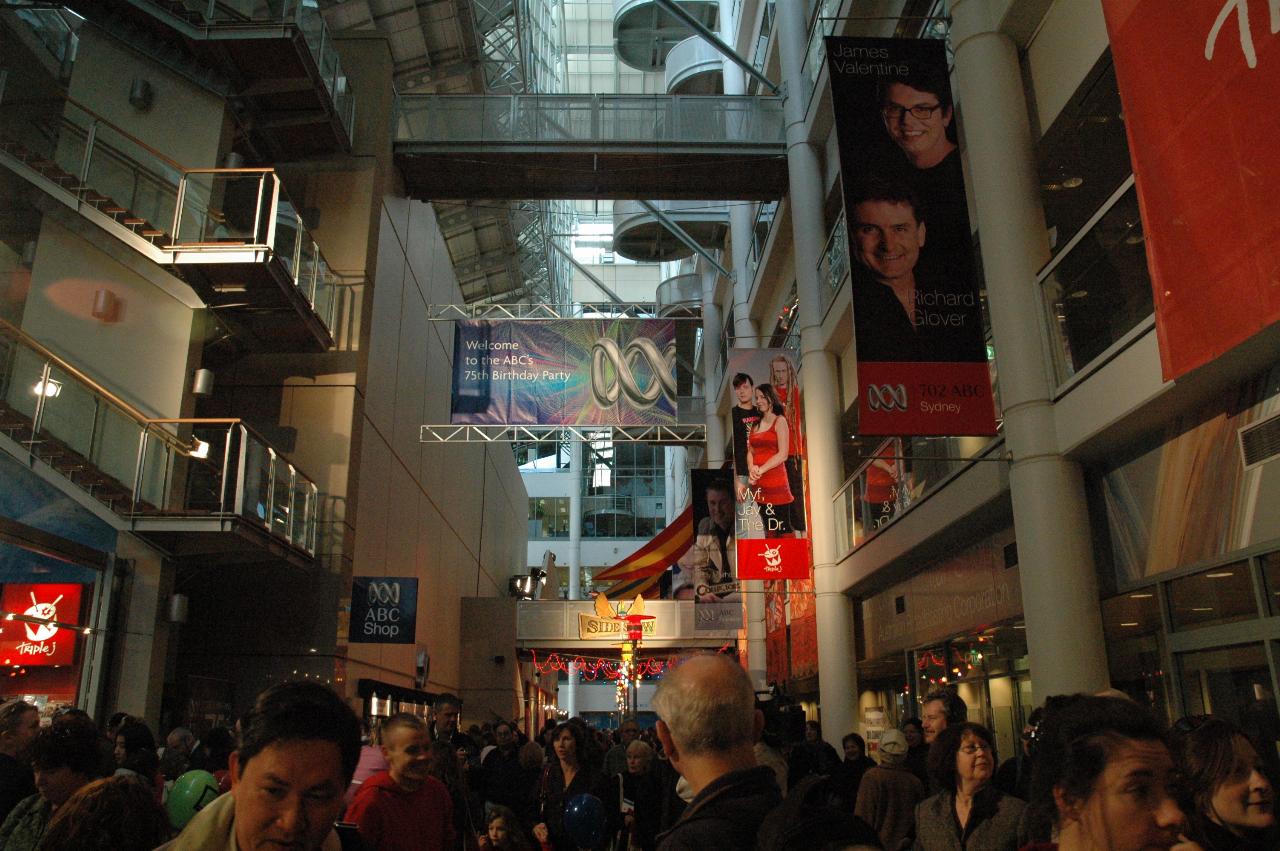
<box><xmin>425</xmin><ymin>303</ymin><xmax>685</xmax><ymax>320</ymax></box>
<box><xmin>419</xmin><ymin>424</ymin><xmax>706</xmax><ymax>444</ymax></box>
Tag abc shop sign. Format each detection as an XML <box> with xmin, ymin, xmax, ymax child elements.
<box><xmin>349</xmin><ymin>577</ymin><xmax>418</xmax><ymax>645</ymax></box>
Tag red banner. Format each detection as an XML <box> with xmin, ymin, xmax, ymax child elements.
<box><xmin>790</xmin><ymin>614</ymin><xmax>818</xmax><ymax>680</ymax></box>
<box><xmin>737</xmin><ymin>538</ymin><xmax>810</xmax><ymax>580</ymax></box>
<box><xmin>0</xmin><ymin>584</ymin><xmax>83</xmax><ymax>667</ymax></box>
<box><xmin>1101</xmin><ymin>1</ymin><xmax>1280</xmax><ymax>379</ymax></box>
<box><xmin>857</xmin><ymin>362</ymin><xmax>995</xmax><ymax>436</ymax></box>
<box><xmin>764</xmin><ymin>581</ymin><xmax>789</xmax><ymax>684</ymax></box>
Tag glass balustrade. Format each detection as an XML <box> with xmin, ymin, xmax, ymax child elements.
<box><xmin>0</xmin><ymin>320</ymin><xmax>318</xmax><ymax>555</ymax></box>
<box><xmin>818</xmin><ymin>211</ymin><xmax>849</xmax><ymax>320</ymax></box>
<box><xmin>394</xmin><ymin>94</ymin><xmax>786</xmax><ymax>146</ymax></box>
<box><xmin>832</xmin><ymin>434</ymin><xmax>999</xmax><ymax>556</ymax></box>
<box><xmin>129</xmin><ymin>0</ymin><xmax>355</xmax><ymax>142</ymax></box>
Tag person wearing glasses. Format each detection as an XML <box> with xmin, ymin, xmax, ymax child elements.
<box><xmin>876</xmin><ymin>70</ymin><xmax>972</xmax><ymax>270</ymax></box>
<box><xmin>911</xmin><ymin>722</ymin><xmax>1025</xmax><ymax>851</ymax></box>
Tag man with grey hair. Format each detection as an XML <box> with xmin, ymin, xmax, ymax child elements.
<box><xmin>653</xmin><ymin>653</ymin><xmax>781</xmax><ymax>850</ymax></box>
<box><xmin>920</xmin><ymin>688</ymin><xmax>966</xmax><ymax>745</ymax></box>
<box><xmin>432</xmin><ymin>693</ymin><xmax>461</xmax><ymax>741</ymax></box>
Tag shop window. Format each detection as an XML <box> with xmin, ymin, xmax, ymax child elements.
<box><xmin>1176</xmin><ymin>642</ymin><xmax>1278</xmax><ymax>769</ymax></box>
<box><xmin>1262</xmin><ymin>552</ymin><xmax>1280</xmax><ymax>617</ymax></box>
<box><xmin>528</xmin><ymin>497</ymin><xmax>570</xmax><ymax>539</ymax></box>
<box><xmin>1168</xmin><ymin>562</ymin><xmax>1257</xmax><ymax>631</ymax></box>
<box><xmin>1101</xmin><ymin>589</ymin><xmax>1168</xmax><ymax>717</ymax></box>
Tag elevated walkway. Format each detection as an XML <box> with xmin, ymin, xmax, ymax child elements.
<box><xmin>393</xmin><ymin>94</ymin><xmax>788</xmax><ymax>200</ymax></box>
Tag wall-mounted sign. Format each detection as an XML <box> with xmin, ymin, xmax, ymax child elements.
<box><xmin>451</xmin><ymin>319</ymin><xmax>678</xmax><ymax>425</ymax></box>
<box><xmin>0</xmin><ymin>584</ymin><xmax>84</xmax><ymax>667</ymax></box>
<box><xmin>577</xmin><ymin>613</ymin><xmax>657</xmax><ymax>641</ymax></box>
<box><xmin>349</xmin><ymin>577</ymin><xmax>418</xmax><ymax>645</ymax></box>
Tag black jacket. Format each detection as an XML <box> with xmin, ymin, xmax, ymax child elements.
<box><xmin>656</xmin><ymin>765</ymin><xmax>782</xmax><ymax>851</ymax></box>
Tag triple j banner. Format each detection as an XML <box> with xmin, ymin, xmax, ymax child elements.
<box><xmin>0</xmin><ymin>583</ymin><xmax>84</xmax><ymax>667</ymax></box>
<box><xmin>726</xmin><ymin>348</ymin><xmax>810</xmax><ymax>581</ymax></box>
<box><xmin>450</xmin><ymin>319</ymin><xmax>677</xmax><ymax>425</ymax></box>
<box><xmin>1101</xmin><ymin>1</ymin><xmax>1280</xmax><ymax>380</ymax></box>
<box><xmin>826</xmin><ymin>37</ymin><xmax>996</xmax><ymax>436</ymax></box>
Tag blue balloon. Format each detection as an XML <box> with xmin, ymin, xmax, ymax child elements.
<box><xmin>564</xmin><ymin>792</ymin><xmax>607</xmax><ymax>848</ymax></box>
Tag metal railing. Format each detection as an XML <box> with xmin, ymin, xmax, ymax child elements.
<box><xmin>0</xmin><ymin>319</ymin><xmax>318</xmax><ymax>555</ymax></box>
<box><xmin>2</xmin><ymin>4</ymin><xmax>80</xmax><ymax>73</ymax></box>
<box><xmin>0</xmin><ymin>98</ymin><xmax>339</xmax><ymax>332</ymax></box>
<box><xmin>745</xmin><ymin>199</ymin><xmax>778</xmax><ymax>284</ymax></box>
<box><xmin>172</xmin><ymin>168</ymin><xmax>340</xmax><ymax>330</ymax></box>
<box><xmin>394</xmin><ymin>94</ymin><xmax>787</xmax><ymax>147</ymax></box>
<box><xmin>655</xmin><ymin>272</ymin><xmax>701</xmax><ymax>315</ymax></box>
<box><xmin>832</xmin><ymin>434</ymin><xmax>999</xmax><ymax>557</ymax></box>
<box><xmin>818</xmin><ymin>210</ymin><xmax>849</xmax><ymax>320</ymax></box>
<box><xmin>127</xmin><ymin>0</ymin><xmax>355</xmax><ymax>140</ymax></box>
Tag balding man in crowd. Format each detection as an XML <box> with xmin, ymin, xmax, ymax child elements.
<box><xmin>652</xmin><ymin>654</ymin><xmax>781</xmax><ymax>850</ymax></box>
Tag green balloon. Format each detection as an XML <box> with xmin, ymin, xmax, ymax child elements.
<box><xmin>167</xmin><ymin>770</ymin><xmax>220</xmax><ymax>829</ymax></box>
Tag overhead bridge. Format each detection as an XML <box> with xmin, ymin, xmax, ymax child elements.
<box><xmin>393</xmin><ymin>94</ymin><xmax>789</xmax><ymax>200</ymax></box>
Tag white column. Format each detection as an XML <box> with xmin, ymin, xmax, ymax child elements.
<box><xmin>950</xmin><ymin>0</ymin><xmax>1109</xmax><ymax>701</ymax></box>
<box><xmin>721</xmin><ymin>0</ymin><xmax>762</xmax><ymax>345</ymax></box>
<box><xmin>721</xmin><ymin>1</ymin><xmax>766</xmax><ymax>690</ymax></box>
<box><xmin>701</xmin><ymin>267</ymin><xmax>727</xmax><ymax>467</ymax></box>
<box><xmin>565</xmin><ymin>439</ymin><xmax>584</xmax><ymax>717</ymax></box>
<box><xmin>777</xmin><ymin>0</ymin><xmax>857</xmax><ymax>745</ymax></box>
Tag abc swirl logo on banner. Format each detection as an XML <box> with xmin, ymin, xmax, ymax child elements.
<box><xmin>590</xmin><ymin>338</ymin><xmax>677</xmax><ymax>411</ymax></box>
<box><xmin>866</xmin><ymin>383</ymin><xmax>908</xmax><ymax>413</ymax></box>
<box><xmin>367</xmin><ymin>581</ymin><xmax>401</xmax><ymax>606</ymax></box>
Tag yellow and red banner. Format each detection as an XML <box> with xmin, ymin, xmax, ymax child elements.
<box><xmin>594</xmin><ymin>505</ymin><xmax>694</xmax><ymax>598</ymax></box>
<box><xmin>1102</xmin><ymin>1</ymin><xmax>1280</xmax><ymax>379</ymax></box>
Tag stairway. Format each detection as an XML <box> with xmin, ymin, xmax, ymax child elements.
<box><xmin>0</xmin><ymin>400</ymin><xmax>140</xmax><ymax>513</ymax></box>
<box><xmin>0</xmin><ymin>136</ymin><xmax>171</xmax><ymax>244</ymax></box>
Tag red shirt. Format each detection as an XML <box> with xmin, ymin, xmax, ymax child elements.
<box><xmin>345</xmin><ymin>770</ymin><xmax>455</xmax><ymax>851</ymax></box>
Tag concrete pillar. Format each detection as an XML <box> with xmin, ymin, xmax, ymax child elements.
<box><xmin>777</xmin><ymin>0</ymin><xmax>858</xmax><ymax>744</ymax></box>
<box><xmin>720</xmin><ymin>0</ymin><xmax>766</xmax><ymax>690</ymax></box>
<box><xmin>701</xmin><ymin>267</ymin><xmax>727</xmax><ymax>467</ymax></box>
<box><xmin>566</xmin><ymin>439</ymin><xmax>584</xmax><ymax>716</ymax></box>
<box><xmin>721</xmin><ymin>0</ymin><xmax>762</xmax><ymax>345</ymax></box>
<box><xmin>951</xmin><ymin>0</ymin><xmax>1109</xmax><ymax>701</ymax></box>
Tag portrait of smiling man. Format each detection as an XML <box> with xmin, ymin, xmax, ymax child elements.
<box><xmin>847</xmin><ymin>178</ymin><xmax>985</xmax><ymax>365</ymax></box>
<box><xmin>159</xmin><ymin>680</ymin><xmax>362</xmax><ymax>851</ymax></box>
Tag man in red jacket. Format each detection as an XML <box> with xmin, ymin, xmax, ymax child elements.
<box><xmin>346</xmin><ymin>713</ymin><xmax>455</xmax><ymax>851</ymax></box>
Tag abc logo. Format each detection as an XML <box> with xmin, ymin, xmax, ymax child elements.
<box><xmin>866</xmin><ymin>384</ymin><xmax>908</xmax><ymax>412</ymax></box>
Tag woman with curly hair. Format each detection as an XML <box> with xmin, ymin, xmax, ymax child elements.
<box><xmin>38</xmin><ymin>774</ymin><xmax>171</xmax><ymax>850</ymax></box>
<box><xmin>532</xmin><ymin>719</ymin><xmax>611</xmax><ymax>851</ymax></box>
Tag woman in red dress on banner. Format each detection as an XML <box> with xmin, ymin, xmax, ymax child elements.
<box><xmin>747</xmin><ymin>383</ymin><xmax>794</xmax><ymax>537</ymax></box>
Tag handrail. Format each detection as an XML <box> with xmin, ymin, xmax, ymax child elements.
<box><xmin>146</xmin><ymin>417</ymin><xmax>320</xmax><ymax>487</ymax></box>
<box><xmin>0</xmin><ymin>318</ymin><xmax>190</xmax><ymax>453</ymax></box>
<box><xmin>59</xmin><ymin>96</ymin><xmax>190</xmax><ymax>173</ymax></box>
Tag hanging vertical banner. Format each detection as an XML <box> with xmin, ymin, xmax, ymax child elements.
<box><xmin>826</xmin><ymin>37</ymin><xmax>996</xmax><ymax>436</ymax></box>
<box><xmin>675</xmin><ymin>469</ymin><xmax>742</xmax><ymax>631</ymax></box>
<box><xmin>726</xmin><ymin>349</ymin><xmax>811</xmax><ymax>579</ymax></box>
<box><xmin>764</xmin><ymin>581</ymin><xmax>789</xmax><ymax>684</ymax></box>
<box><xmin>1100</xmin><ymin>2</ymin><xmax>1280</xmax><ymax>380</ymax></box>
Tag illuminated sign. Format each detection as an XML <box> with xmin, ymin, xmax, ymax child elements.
<box><xmin>0</xmin><ymin>584</ymin><xmax>84</xmax><ymax>667</ymax></box>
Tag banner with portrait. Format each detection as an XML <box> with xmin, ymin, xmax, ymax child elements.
<box><xmin>450</xmin><ymin>319</ymin><xmax>677</xmax><ymax>425</ymax></box>
<box><xmin>726</xmin><ymin>348</ymin><xmax>811</xmax><ymax>581</ymax></box>
<box><xmin>676</xmin><ymin>469</ymin><xmax>742</xmax><ymax>631</ymax></box>
<box><xmin>1101</xmin><ymin>1</ymin><xmax>1280</xmax><ymax>380</ymax></box>
<box><xmin>825</xmin><ymin>37</ymin><xmax>996</xmax><ymax>436</ymax></box>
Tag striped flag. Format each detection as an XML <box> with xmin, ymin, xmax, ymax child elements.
<box><xmin>593</xmin><ymin>505</ymin><xmax>694</xmax><ymax>598</ymax></box>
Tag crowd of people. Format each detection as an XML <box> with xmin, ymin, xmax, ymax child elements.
<box><xmin>0</xmin><ymin>669</ymin><xmax>1271</xmax><ymax>850</ymax></box>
